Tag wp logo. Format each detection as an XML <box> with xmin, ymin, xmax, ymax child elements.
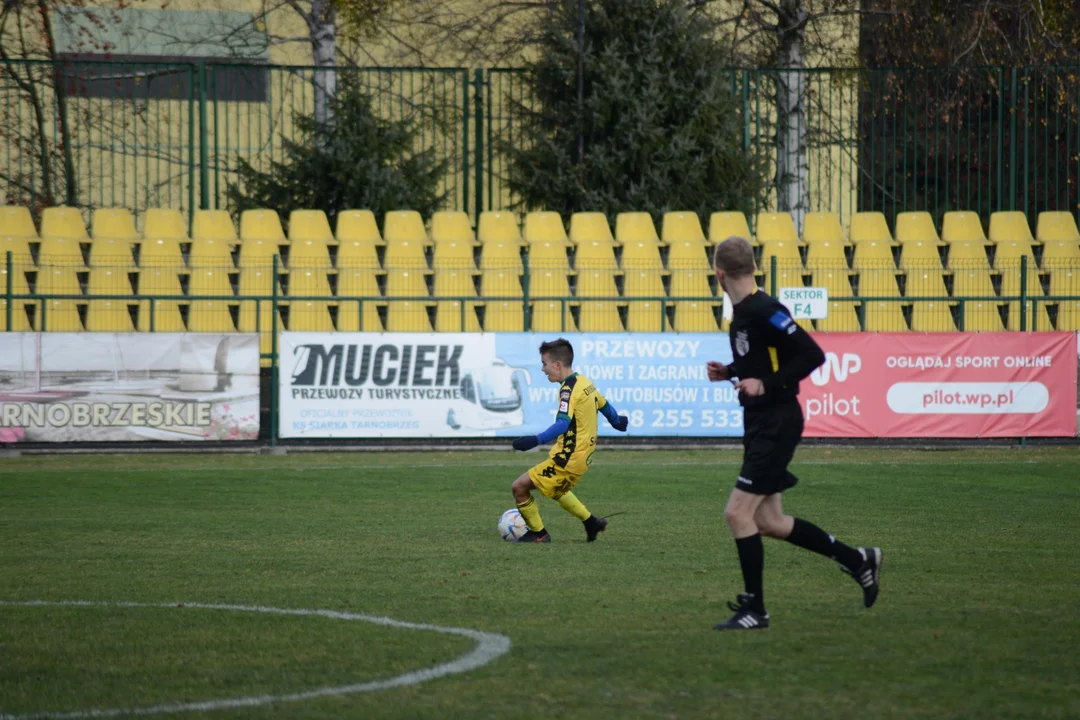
<box><xmin>810</xmin><ymin>353</ymin><xmax>862</xmax><ymax>386</ymax></box>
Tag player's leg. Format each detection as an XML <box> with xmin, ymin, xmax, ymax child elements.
<box><xmin>512</xmin><ymin>471</ymin><xmax>550</xmax><ymax>543</ymax></box>
<box><xmin>714</xmin><ymin>487</ymin><xmax>771</xmax><ymax>630</ymax></box>
<box><xmin>552</xmin><ymin>475</ymin><xmax>607</xmax><ymax>542</ymax></box>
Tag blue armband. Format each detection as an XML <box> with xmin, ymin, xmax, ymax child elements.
<box><xmin>536</xmin><ymin>417</ymin><xmax>570</xmax><ymax>444</ymax></box>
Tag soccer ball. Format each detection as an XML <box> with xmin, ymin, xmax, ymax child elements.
<box><xmin>498</xmin><ymin>508</ymin><xmax>528</xmax><ymax>541</ymax></box>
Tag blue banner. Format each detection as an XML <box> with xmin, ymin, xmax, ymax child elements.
<box><xmin>493</xmin><ymin>333</ymin><xmax>743</xmax><ymax>437</ymax></box>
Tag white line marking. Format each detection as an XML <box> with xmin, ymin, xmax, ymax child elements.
<box><xmin>0</xmin><ymin>600</ymin><xmax>512</xmax><ymax>720</ymax></box>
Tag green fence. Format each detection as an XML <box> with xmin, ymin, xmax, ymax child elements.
<box><xmin>2</xmin><ymin>61</ymin><xmax>1080</xmax><ymax>231</ymax></box>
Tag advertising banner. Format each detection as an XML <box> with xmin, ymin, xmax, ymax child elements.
<box><xmin>801</xmin><ymin>332</ymin><xmax>1077</xmax><ymax>437</ymax></box>
<box><xmin>278</xmin><ymin>332</ymin><xmax>740</xmax><ymax>438</ymax></box>
<box><xmin>0</xmin><ymin>333</ymin><xmax>260</xmax><ymax>442</ymax></box>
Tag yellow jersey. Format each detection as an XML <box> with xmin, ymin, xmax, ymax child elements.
<box><xmin>548</xmin><ymin>373</ymin><xmax>609</xmax><ymax>476</ymax></box>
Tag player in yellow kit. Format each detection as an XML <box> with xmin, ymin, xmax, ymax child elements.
<box><xmin>510</xmin><ymin>338</ymin><xmax>628</xmax><ymax>543</ymax></box>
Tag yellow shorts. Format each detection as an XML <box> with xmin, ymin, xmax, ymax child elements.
<box><xmin>528</xmin><ymin>459</ymin><xmax>582</xmax><ymax>500</ymax></box>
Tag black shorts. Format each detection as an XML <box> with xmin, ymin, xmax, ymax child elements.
<box><xmin>736</xmin><ymin>402</ymin><xmax>804</xmax><ymax>495</ymax></box>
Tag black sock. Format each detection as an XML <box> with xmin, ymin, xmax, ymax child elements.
<box><xmin>785</xmin><ymin>518</ymin><xmax>863</xmax><ymax>572</ymax></box>
<box><xmin>734</xmin><ymin>534</ymin><xmax>765</xmax><ymax>612</ymax></box>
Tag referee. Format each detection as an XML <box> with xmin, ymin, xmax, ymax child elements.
<box><xmin>706</xmin><ymin>236</ymin><xmax>881</xmax><ymax>631</ymax></box>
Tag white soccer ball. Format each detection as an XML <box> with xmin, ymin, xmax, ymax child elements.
<box><xmin>498</xmin><ymin>508</ymin><xmax>528</xmax><ymax>541</ymax></box>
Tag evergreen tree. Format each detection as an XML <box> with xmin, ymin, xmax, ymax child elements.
<box><xmin>227</xmin><ymin>81</ymin><xmax>447</xmax><ymax>228</ymax></box>
<box><xmin>504</xmin><ymin>0</ymin><xmax>765</xmax><ymax>220</ymax></box>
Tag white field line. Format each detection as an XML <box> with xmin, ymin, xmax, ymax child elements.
<box><xmin>0</xmin><ymin>601</ymin><xmax>511</xmax><ymax>720</ymax></box>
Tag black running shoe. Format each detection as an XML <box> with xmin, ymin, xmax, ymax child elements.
<box><xmin>713</xmin><ymin>593</ymin><xmax>770</xmax><ymax>630</ymax></box>
<box><xmin>517</xmin><ymin>529</ymin><xmax>551</xmax><ymax>543</ymax></box>
<box><xmin>584</xmin><ymin>515</ymin><xmax>608</xmax><ymax>542</ymax></box>
<box><xmin>842</xmin><ymin>546</ymin><xmax>882</xmax><ymax>607</ymax></box>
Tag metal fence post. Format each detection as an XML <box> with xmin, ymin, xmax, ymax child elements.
<box><xmin>1009</xmin><ymin>67</ymin><xmax>1018</xmax><ymax>211</ymax></box>
<box><xmin>522</xmin><ymin>249</ymin><xmax>531</xmax><ymax>331</ymax></box>
<box><xmin>198</xmin><ymin>61</ymin><xmax>210</xmax><ymax>210</ymax></box>
<box><xmin>5</xmin><ymin>251</ymin><xmax>11</xmax><ymax>331</ymax></box>
<box><xmin>769</xmin><ymin>255</ymin><xmax>777</xmax><ymax>296</ymax></box>
<box><xmin>187</xmin><ymin>63</ymin><xmax>196</xmax><ymax>234</ymax></box>
<box><xmin>1019</xmin><ymin>254</ymin><xmax>1028</xmax><ymax>331</ymax></box>
<box><xmin>270</xmin><ymin>253</ymin><xmax>280</xmax><ymax>448</ymax></box>
<box><xmin>473</xmin><ymin>69</ymin><xmax>485</xmax><ymax>217</ymax></box>
<box><xmin>462</xmin><ymin>70</ymin><xmax>470</xmax><ymax>218</ymax></box>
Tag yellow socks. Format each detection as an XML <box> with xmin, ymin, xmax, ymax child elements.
<box><xmin>556</xmin><ymin>491</ymin><xmax>591</xmax><ymax>521</ymax></box>
<box><xmin>516</xmin><ymin>496</ymin><xmax>544</xmax><ymax>531</ymax></box>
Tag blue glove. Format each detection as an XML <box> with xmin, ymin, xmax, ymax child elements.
<box><xmin>512</xmin><ymin>435</ymin><xmax>539</xmax><ymax>451</ymax></box>
<box><xmin>611</xmin><ymin>414</ymin><xmax>629</xmax><ymax>432</ymax></box>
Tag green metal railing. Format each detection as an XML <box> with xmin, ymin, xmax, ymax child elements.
<box><xmin>3</xmin><ymin>61</ymin><xmax>1080</xmax><ymax>232</ymax></box>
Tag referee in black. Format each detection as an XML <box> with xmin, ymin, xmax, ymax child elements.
<box><xmin>707</xmin><ymin>235</ymin><xmax>881</xmax><ymax>630</ymax></box>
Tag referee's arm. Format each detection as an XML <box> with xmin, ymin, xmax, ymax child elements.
<box><xmin>760</xmin><ymin>310</ymin><xmax>826</xmax><ymax>393</ymax></box>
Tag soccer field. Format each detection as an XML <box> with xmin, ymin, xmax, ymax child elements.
<box><xmin>2</xmin><ymin>448</ymin><xmax>1079</xmax><ymax>719</ymax></box>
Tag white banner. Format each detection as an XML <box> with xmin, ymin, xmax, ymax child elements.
<box><xmin>0</xmin><ymin>333</ymin><xmax>260</xmax><ymax>442</ymax></box>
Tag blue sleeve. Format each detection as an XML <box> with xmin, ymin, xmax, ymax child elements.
<box><xmin>600</xmin><ymin>401</ymin><xmax>620</xmax><ymax>426</ymax></box>
<box><xmin>536</xmin><ymin>417</ymin><xmax>570</xmax><ymax>444</ymax></box>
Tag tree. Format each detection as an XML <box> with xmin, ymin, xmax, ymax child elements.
<box><xmin>504</xmin><ymin>0</ymin><xmax>765</xmax><ymax>222</ymax></box>
<box><xmin>226</xmin><ymin>80</ymin><xmax>448</xmax><ymax>229</ymax></box>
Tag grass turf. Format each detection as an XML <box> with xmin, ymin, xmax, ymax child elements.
<box><xmin>1</xmin><ymin>448</ymin><xmax>1078</xmax><ymax>719</ymax></box>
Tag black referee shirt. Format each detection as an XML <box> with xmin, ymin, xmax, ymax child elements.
<box><xmin>725</xmin><ymin>290</ymin><xmax>826</xmax><ymax>409</ymax></box>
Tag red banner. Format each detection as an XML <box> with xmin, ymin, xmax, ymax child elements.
<box><xmin>800</xmin><ymin>332</ymin><xmax>1078</xmax><ymax>437</ymax></box>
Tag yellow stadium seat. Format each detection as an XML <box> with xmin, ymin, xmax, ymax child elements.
<box><xmin>289</xmin><ymin>301</ymin><xmax>336</xmax><ymax>332</ymax></box>
<box><xmin>435</xmin><ymin>301</ymin><xmax>482</xmax><ymax>332</ymax></box>
<box><xmin>578</xmin><ymin>300</ymin><xmax>623</xmax><ymax>332</ymax></box>
<box><xmin>989</xmin><ymin>211</ymin><xmax>1033</xmax><ymax>244</ymax></box>
<box><xmin>88</xmin><ymin>268</ymin><xmax>132</xmax><ymax>296</ymax></box>
<box><xmin>0</xmin><ymin>300</ymin><xmax>32</xmax><ymax>331</ymax></box>
<box><xmin>862</xmin><ymin>301</ymin><xmax>907</xmax><ymax>331</ymax></box>
<box><xmin>524</xmin><ymin>211</ymin><xmax>569</xmax><ymax>246</ymax></box>
<box><xmin>289</xmin><ymin>209</ymin><xmax>336</xmax><ymax>248</ymax></box>
<box><xmin>480</xmin><ymin>239</ymin><xmax>523</xmax><ymax>271</ymax></box>
<box><xmin>662</xmin><ymin>211</ymin><xmax>707</xmax><ymax>246</ymax></box>
<box><xmin>92</xmin><ymin>208</ymin><xmax>138</xmax><ymax>243</ymax></box>
<box><xmin>816</xmin><ymin>302</ymin><xmax>861</xmax><ymax>332</ymax></box>
<box><xmin>860</xmin><ymin>270</ymin><xmax>903</xmax><ymax>300</ymax></box>
<box><xmin>88</xmin><ymin>237</ymin><xmax>136</xmax><ymax>269</ymax></box>
<box><xmin>40</xmin><ymin>207</ymin><xmax>88</xmax><ymax>240</ymax></box>
<box><xmin>187</xmin><ymin>301</ymin><xmax>236</xmax><ymax>332</ymax></box>
<box><xmin>336</xmin><ymin>240</ymin><xmax>381</xmax><ymax>269</ymax></box>
<box><xmin>673</xmin><ymin>301</ymin><xmax>719</xmax><ymax>332</ymax></box>
<box><xmin>709</xmin><ymin>211</ymin><xmax>751</xmax><ymax>245</ymax></box>
<box><xmin>237</xmin><ymin>301</ymin><xmax>283</xmax><ymax>336</ymax></box>
<box><xmin>1048</xmin><ymin>267</ymin><xmax>1078</xmax><ymax>296</ymax></box>
<box><xmin>188</xmin><ymin>268</ymin><xmax>234</xmax><ymax>297</ymax></box>
<box><xmin>136</xmin><ymin>268</ymin><xmax>186</xmax><ymax>332</ymax></box>
<box><xmin>666</xmin><ymin>240</ymin><xmax>711</xmax><ymax>269</ymax></box>
<box><xmin>478</xmin><ymin>211</ymin><xmax>522</xmax><ymax>246</ymax></box>
<box><xmin>138</xmin><ymin>237</ymin><xmax>185</xmax><ymax>269</ymax></box>
<box><xmin>804</xmin><ymin>236</ymin><xmax>846</xmax><ymax>270</ymax></box>
<box><xmin>625</xmin><ymin>301</ymin><xmax>669</xmax><ymax>332</ymax></box>
<box><xmin>941</xmin><ymin>211</ymin><xmax>989</xmax><ymax>246</ymax></box>
<box><xmin>992</xmin><ymin>239</ymin><xmax>1036</xmax><ymax>271</ymax></box>
<box><xmin>433</xmin><ymin>238</ymin><xmax>477</xmax><ymax>269</ymax></box>
<box><xmin>431</xmin><ymin>211</ymin><xmax>475</xmax><ymax>245</ymax></box>
<box><xmin>574</xmin><ymin>240</ymin><xmax>618</xmax><ymax>270</ymax></box>
<box><xmin>238</xmin><ymin>237</ymin><xmax>284</xmax><ymax>269</ymax></box>
<box><xmin>946</xmin><ymin>242</ymin><xmax>990</xmax><ymax>270</ymax></box>
<box><xmin>530</xmin><ymin>268</ymin><xmax>572</xmax><ymax>298</ymax></box>
<box><xmin>621</xmin><ymin>240</ymin><xmax>664</xmax><ymax>267</ymax></box>
<box><xmin>142</xmin><ymin>209</ymin><xmax>187</xmax><ymax>240</ymax></box>
<box><xmin>851</xmin><ymin>239</ymin><xmax>896</xmax><ymax>271</ymax></box>
<box><xmin>1039</xmin><ymin>239</ymin><xmax>1080</xmax><ymax>262</ymax></box>
<box><xmin>37</xmin><ymin>267</ymin><xmax>82</xmax><ymax>295</ymax></box>
<box><xmin>38</xmin><ymin>237</ymin><xmax>86</xmax><ymax>268</ymax></box>
<box><xmin>1</xmin><ymin>264</ymin><xmax>30</xmax><ymax>295</ymax></box>
<box><xmin>336</xmin><ymin>300</ymin><xmax>383</xmax><ymax>332</ymax></box>
<box><xmin>910</xmin><ymin>302</ymin><xmax>955</xmax><ymax>332</ymax></box>
<box><xmin>0</xmin><ymin>206</ymin><xmax>38</xmax><ymax>238</ymax></box>
<box><xmin>771</xmin><ymin>266</ymin><xmax>805</xmax><ymax>295</ymax></box>
<box><xmin>898</xmin><ymin>240</ymin><xmax>943</xmax><ymax>270</ymax></box>
<box><xmin>952</xmin><ymin>267</ymin><xmax>996</xmax><ymax>298</ymax></box>
<box><xmin>615</xmin><ymin>213</ymin><xmax>660</xmax><ymax>245</ymax></box>
<box><xmin>385</xmin><ymin>269</ymin><xmax>430</xmax><ymax>298</ymax></box>
<box><xmin>526</xmin><ymin>241</ymin><xmax>570</xmax><ymax>269</ymax></box>
<box><xmin>188</xmin><ymin>238</ymin><xmax>235</xmax><ymax>269</ymax></box>
<box><xmin>756</xmin><ymin>212</ymin><xmax>801</xmax><ymax>246</ymax></box>
<box><xmin>1000</xmin><ymin>265</ymin><xmax>1042</xmax><ymax>299</ymax></box>
<box><xmin>287</xmin><ymin>230</ymin><xmax>332</xmax><ymax>268</ymax></box>
<box><xmin>191</xmin><ymin>210</ymin><xmax>237</xmax><ymax>244</ymax></box>
<box><xmin>1</xmin><ymin>235</ymin><xmax>35</xmax><ymax>266</ymax></box>
<box><xmin>849</xmin><ymin>212</ymin><xmax>894</xmax><ymax>245</ymax></box>
<box><xmin>961</xmin><ymin>301</ymin><xmax>1004</xmax><ymax>332</ymax></box>
<box><xmin>386</xmin><ymin>301</ymin><xmax>433</xmax><ymax>332</ymax></box>
<box><xmin>384</xmin><ymin>210</ymin><xmax>429</xmax><ymax>249</ymax></box>
<box><xmin>1056</xmin><ymin>300</ymin><xmax>1080</xmax><ymax>330</ymax></box>
<box><xmin>39</xmin><ymin>299</ymin><xmax>83</xmax><ymax>331</ymax></box>
<box><xmin>811</xmin><ymin>270</ymin><xmax>853</xmax><ymax>297</ymax></box>
<box><xmin>803</xmin><ymin>212</ymin><xmax>845</xmax><ymax>245</ymax></box>
<box><xmin>569</xmin><ymin>212</ymin><xmax>615</xmax><ymax>246</ymax></box>
<box><xmin>480</xmin><ymin>269</ymin><xmax>523</xmax><ymax>298</ymax></box>
<box><xmin>483</xmin><ymin>301</ymin><xmax>524</xmax><ymax>332</ymax></box>
<box><xmin>238</xmin><ymin>268</ymin><xmax>283</xmax><ymax>303</ymax></box>
<box><xmin>337</xmin><ymin>268</ymin><xmax>382</xmax><ymax>298</ymax></box>
<box><xmin>85</xmin><ymin>300</ymin><xmax>135</xmax><ymax>332</ymax></box>
<box><xmin>383</xmin><ymin>238</ymin><xmax>428</xmax><ymax>270</ymax></box>
<box><xmin>336</xmin><ymin>210</ymin><xmax>384</xmax><ymax>246</ymax></box>
<box><xmin>575</xmin><ymin>270</ymin><xmax>620</xmax><ymax>298</ymax></box>
<box><xmin>138</xmin><ymin>267</ymin><xmax>184</xmax><ymax>297</ymax></box>
<box><xmin>758</xmin><ymin>240</ymin><xmax>803</xmax><ymax>268</ymax></box>
<box><xmin>895</xmin><ymin>211</ymin><xmax>943</xmax><ymax>245</ymax></box>
<box><xmin>669</xmin><ymin>269</ymin><xmax>713</xmax><ymax>298</ymax></box>
<box><xmin>905</xmin><ymin>270</ymin><xmax>949</xmax><ymax>298</ymax></box>
<box><xmin>240</xmin><ymin>209</ymin><xmax>286</xmax><ymax>244</ymax></box>
<box><xmin>1005</xmin><ymin>301</ymin><xmax>1052</xmax><ymax>331</ymax></box>
<box><xmin>622</xmin><ymin>268</ymin><xmax>665</xmax><ymax>297</ymax></box>
<box><xmin>289</xmin><ymin>268</ymin><xmax>332</xmax><ymax>298</ymax></box>
<box><xmin>434</xmin><ymin>268</ymin><xmax>477</xmax><ymax>299</ymax></box>
<box><xmin>531</xmin><ymin>300</ymin><xmax>576</xmax><ymax>332</ymax></box>
<box><xmin>1036</xmin><ymin>212</ymin><xmax>1080</xmax><ymax>263</ymax></box>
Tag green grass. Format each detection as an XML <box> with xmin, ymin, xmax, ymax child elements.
<box><xmin>2</xmin><ymin>448</ymin><xmax>1079</xmax><ymax>719</ymax></box>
